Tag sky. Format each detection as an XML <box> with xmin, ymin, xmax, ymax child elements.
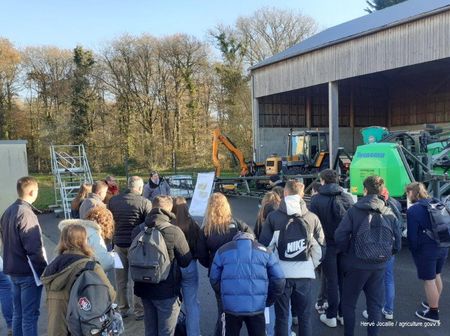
<box><xmin>0</xmin><ymin>0</ymin><xmax>367</xmax><ymax>50</ymax></box>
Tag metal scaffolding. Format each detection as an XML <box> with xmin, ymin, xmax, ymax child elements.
<box><xmin>50</xmin><ymin>145</ymin><xmax>93</xmax><ymax>219</ymax></box>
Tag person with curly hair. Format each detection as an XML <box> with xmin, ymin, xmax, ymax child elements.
<box><xmin>58</xmin><ymin>206</ymin><xmax>115</xmax><ymax>272</ymax></box>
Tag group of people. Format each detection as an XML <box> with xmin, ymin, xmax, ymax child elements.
<box><xmin>0</xmin><ymin>168</ymin><xmax>447</xmax><ymax>336</ymax></box>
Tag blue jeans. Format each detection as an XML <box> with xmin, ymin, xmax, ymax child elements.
<box><xmin>0</xmin><ymin>271</ymin><xmax>13</xmax><ymax>329</ymax></box>
<box><xmin>181</xmin><ymin>260</ymin><xmax>200</xmax><ymax>336</ymax></box>
<box><xmin>10</xmin><ymin>276</ymin><xmax>42</xmax><ymax>336</ymax></box>
<box><xmin>267</xmin><ymin>303</ymin><xmax>292</xmax><ymax>336</ymax></box>
<box><xmin>384</xmin><ymin>256</ymin><xmax>395</xmax><ymax>314</ymax></box>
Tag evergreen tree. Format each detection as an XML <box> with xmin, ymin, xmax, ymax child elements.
<box><xmin>365</xmin><ymin>0</ymin><xmax>408</xmax><ymax>13</ymax></box>
<box><xmin>71</xmin><ymin>46</ymin><xmax>95</xmax><ymax>144</ymax></box>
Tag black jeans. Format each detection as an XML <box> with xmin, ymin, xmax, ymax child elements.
<box><xmin>224</xmin><ymin>313</ymin><xmax>265</xmax><ymax>336</ymax></box>
<box><xmin>341</xmin><ymin>267</ymin><xmax>384</xmax><ymax>336</ymax></box>
<box><xmin>322</xmin><ymin>244</ymin><xmax>344</xmax><ymax>318</ymax></box>
<box><xmin>274</xmin><ymin>278</ymin><xmax>312</xmax><ymax>336</ymax></box>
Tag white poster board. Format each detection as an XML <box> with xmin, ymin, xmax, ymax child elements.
<box><xmin>189</xmin><ymin>172</ymin><xmax>215</xmax><ymax>218</ymax></box>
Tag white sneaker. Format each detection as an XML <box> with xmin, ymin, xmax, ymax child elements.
<box><xmin>337</xmin><ymin>314</ymin><xmax>344</xmax><ymax>325</ymax></box>
<box><xmin>320</xmin><ymin>314</ymin><xmax>337</xmax><ymax>327</ymax></box>
<box><xmin>382</xmin><ymin>308</ymin><xmax>394</xmax><ymax>320</ymax></box>
<box><xmin>291</xmin><ymin>332</ymin><xmax>297</xmax><ymax>336</ymax></box>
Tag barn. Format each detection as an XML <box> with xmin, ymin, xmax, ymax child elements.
<box><xmin>250</xmin><ymin>0</ymin><xmax>450</xmax><ymax>164</ymax></box>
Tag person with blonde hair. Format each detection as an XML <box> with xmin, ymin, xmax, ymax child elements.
<box><xmin>58</xmin><ymin>206</ymin><xmax>115</xmax><ymax>272</ymax></box>
<box><xmin>255</xmin><ymin>191</ymin><xmax>281</xmax><ymax>239</ymax></box>
<box><xmin>71</xmin><ymin>183</ymin><xmax>92</xmax><ymax>218</ymax></box>
<box><xmin>41</xmin><ymin>224</ymin><xmax>115</xmax><ymax>336</ymax></box>
<box><xmin>406</xmin><ymin>182</ymin><xmax>448</xmax><ymax>323</ymax></box>
<box><xmin>197</xmin><ymin>192</ymin><xmax>253</xmax><ymax>336</ymax></box>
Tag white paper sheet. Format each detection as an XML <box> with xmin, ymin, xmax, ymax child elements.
<box><xmin>112</xmin><ymin>252</ymin><xmax>124</xmax><ymax>269</ymax></box>
<box><xmin>27</xmin><ymin>256</ymin><xmax>43</xmax><ymax>286</ymax></box>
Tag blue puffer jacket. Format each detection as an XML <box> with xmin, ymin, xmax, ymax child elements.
<box><xmin>209</xmin><ymin>232</ymin><xmax>285</xmax><ymax>315</ymax></box>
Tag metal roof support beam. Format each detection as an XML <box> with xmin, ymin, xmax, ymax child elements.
<box><xmin>252</xmin><ymin>76</ymin><xmax>260</xmax><ymax>161</ymax></box>
<box><xmin>329</xmin><ymin>81</ymin><xmax>339</xmax><ymax>170</ymax></box>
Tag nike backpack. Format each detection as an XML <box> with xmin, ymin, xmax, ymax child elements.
<box><xmin>277</xmin><ymin>215</ymin><xmax>312</xmax><ymax>261</ymax></box>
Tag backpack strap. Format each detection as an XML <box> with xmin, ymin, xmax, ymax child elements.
<box><xmin>84</xmin><ymin>260</ymin><xmax>96</xmax><ymax>271</ymax></box>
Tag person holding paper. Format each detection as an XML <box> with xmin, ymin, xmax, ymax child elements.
<box><xmin>0</xmin><ymin>176</ymin><xmax>48</xmax><ymax>336</ymax></box>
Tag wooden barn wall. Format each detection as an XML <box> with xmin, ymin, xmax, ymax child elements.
<box><xmin>252</xmin><ymin>11</ymin><xmax>450</xmax><ymax>98</ymax></box>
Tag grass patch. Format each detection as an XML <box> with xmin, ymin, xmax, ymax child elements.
<box><xmin>31</xmin><ymin>169</ymin><xmax>238</xmax><ymax>210</ymax></box>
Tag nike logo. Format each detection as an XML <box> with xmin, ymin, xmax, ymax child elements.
<box><xmin>284</xmin><ymin>239</ymin><xmax>307</xmax><ymax>259</ymax></box>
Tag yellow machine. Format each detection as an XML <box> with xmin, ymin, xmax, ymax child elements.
<box><xmin>265</xmin><ymin>129</ymin><xmax>330</xmax><ymax>175</ymax></box>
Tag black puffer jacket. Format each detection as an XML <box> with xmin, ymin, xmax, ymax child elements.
<box><xmin>197</xmin><ymin>218</ymin><xmax>253</xmax><ymax>272</ymax></box>
<box><xmin>109</xmin><ymin>190</ymin><xmax>152</xmax><ymax>248</ymax></box>
<box><xmin>133</xmin><ymin>208</ymin><xmax>192</xmax><ymax>300</ymax></box>
<box><xmin>334</xmin><ymin>194</ymin><xmax>402</xmax><ymax>270</ymax></box>
<box><xmin>309</xmin><ymin>183</ymin><xmax>354</xmax><ymax>245</ymax></box>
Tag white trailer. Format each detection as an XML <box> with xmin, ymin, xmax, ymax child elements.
<box><xmin>0</xmin><ymin>141</ymin><xmax>28</xmax><ymax>215</ymax></box>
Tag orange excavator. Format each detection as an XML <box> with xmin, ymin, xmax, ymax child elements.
<box><xmin>212</xmin><ymin>128</ymin><xmax>251</xmax><ymax>177</ymax></box>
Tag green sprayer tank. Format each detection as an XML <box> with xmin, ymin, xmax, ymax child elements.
<box><xmin>350</xmin><ymin>143</ymin><xmax>412</xmax><ymax>197</ymax></box>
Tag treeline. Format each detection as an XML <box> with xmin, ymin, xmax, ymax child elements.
<box><xmin>0</xmin><ymin>8</ymin><xmax>317</xmax><ymax>173</ymax></box>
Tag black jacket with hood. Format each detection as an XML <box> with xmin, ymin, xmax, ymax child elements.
<box><xmin>309</xmin><ymin>183</ymin><xmax>354</xmax><ymax>245</ymax></box>
<box><xmin>334</xmin><ymin>194</ymin><xmax>402</xmax><ymax>270</ymax></box>
<box><xmin>133</xmin><ymin>208</ymin><xmax>192</xmax><ymax>300</ymax></box>
<box><xmin>197</xmin><ymin>218</ymin><xmax>253</xmax><ymax>272</ymax></box>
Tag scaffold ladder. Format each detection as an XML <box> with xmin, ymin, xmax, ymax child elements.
<box><xmin>50</xmin><ymin>144</ymin><xmax>93</xmax><ymax>219</ymax></box>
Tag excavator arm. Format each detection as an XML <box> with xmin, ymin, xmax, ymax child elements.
<box><xmin>212</xmin><ymin>128</ymin><xmax>249</xmax><ymax>177</ymax></box>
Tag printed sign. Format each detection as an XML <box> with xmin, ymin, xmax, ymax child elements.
<box><xmin>189</xmin><ymin>172</ymin><xmax>215</xmax><ymax>218</ymax></box>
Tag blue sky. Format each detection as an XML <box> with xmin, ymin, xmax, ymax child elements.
<box><xmin>0</xmin><ymin>0</ymin><xmax>367</xmax><ymax>50</ymax></box>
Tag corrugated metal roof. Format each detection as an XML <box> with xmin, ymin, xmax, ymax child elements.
<box><xmin>251</xmin><ymin>0</ymin><xmax>450</xmax><ymax>70</ymax></box>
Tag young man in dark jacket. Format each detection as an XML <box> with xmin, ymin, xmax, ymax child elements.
<box><xmin>0</xmin><ymin>176</ymin><xmax>47</xmax><ymax>336</ymax></box>
<box><xmin>109</xmin><ymin>176</ymin><xmax>152</xmax><ymax>319</ymax></box>
<box><xmin>310</xmin><ymin>169</ymin><xmax>354</xmax><ymax>327</ymax></box>
<box><xmin>335</xmin><ymin>175</ymin><xmax>401</xmax><ymax>336</ymax></box>
<box><xmin>261</xmin><ymin>180</ymin><xmax>325</xmax><ymax>336</ymax></box>
<box><xmin>133</xmin><ymin>195</ymin><xmax>192</xmax><ymax>336</ymax></box>
<box><xmin>210</xmin><ymin>231</ymin><xmax>285</xmax><ymax>335</ymax></box>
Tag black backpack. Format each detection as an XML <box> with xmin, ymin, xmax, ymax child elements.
<box><xmin>423</xmin><ymin>199</ymin><xmax>450</xmax><ymax>248</ymax></box>
<box><xmin>67</xmin><ymin>261</ymin><xmax>123</xmax><ymax>336</ymax></box>
<box><xmin>277</xmin><ymin>215</ymin><xmax>312</xmax><ymax>262</ymax></box>
<box><xmin>354</xmin><ymin>210</ymin><xmax>394</xmax><ymax>263</ymax></box>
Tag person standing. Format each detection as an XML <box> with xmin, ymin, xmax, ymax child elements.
<box><xmin>0</xmin><ymin>256</ymin><xmax>13</xmax><ymax>336</ymax></box>
<box><xmin>109</xmin><ymin>176</ymin><xmax>152</xmax><ymax>320</ymax></box>
<box><xmin>263</xmin><ymin>180</ymin><xmax>325</xmax><ymax>336</ymax></box>
<box><xmin>335</xmin><ymin>176</ymin><xmax>401</xmax><ymax>336</ymax></box>
<box><xmin>309</xmin><ymin>169</ymin><xmax>354</xmax><ymax>327</ymax></box>
<box><xmin>0</xmin><ymin>176</ymin><xmax>48</xmax><ymax>336</ymax></box>
<box><xmin>143</xmin><ymin>171</ymin><xmax>171</xmax><ymax>202</ymax></box>
<box><xmin>79</xmin><ymin>180</ymin><xmax>108</xmax><ymax>219</ymax></box>
<box><xmin>197</xmin><ymin>192</ymin><xmax>253</xmax><ymax>336</ymax></box>
<box><xmin>210</xmin><ymin>231</ymin><xmax>285</xmax><ymax>336</ymax></box>
<box><xmin>133</xmin><ymin>196</ymin><xmax>192</xmax><ymax>336</ymax></box>
<box><xmin>406</xmin><ymin>182</ymin><xmax>448</xmax><ymax>323</ymax></box>
<box><xmin>41</xmin><ymin>224</ymin><xmax>116</xmax><ymax>336</ymax></box>
<box><xmin>172</xmin><ymin>197</ymin><xmax>201</xmax><ymax>336</ymax></box>
<box><xmin>70</xmin><ymin>183</ymin><xmax>92</xmax><ymax>219</ymax></box>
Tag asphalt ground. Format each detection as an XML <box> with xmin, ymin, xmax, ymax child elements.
<box><xmin>1</xmin><ymin>195</ymin><xmax>449</xmax><ymax>336</ymax></box>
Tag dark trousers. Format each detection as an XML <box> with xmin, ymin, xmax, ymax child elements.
<box><xmin>322</xmin><ymin>244</ymin><xmax>344</xmax><ymax>318</ymax></box>
<box><xmin>214</xmin><ymin>292</ymin><xmax>224</xmax><ymax>336</ymax></box>
<box><xmin>342</xmin><ymin>267</ymin><xmax>384</xmax><ymax>336</ymax></box>
<box><xmin>223</xmin><ymin>313</ymin><xmax>266</xmax><ymax>336</ymax></box>
<box><xmin>275</xmin><ymin>278</ymin><xmax>312</xmax><ymax>336</ymax></box>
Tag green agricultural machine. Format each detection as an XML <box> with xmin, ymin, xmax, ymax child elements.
<box><xmin>350</xmin><ymin>125</ymin><xmax>450</xmax><ymax>200</ymax></box>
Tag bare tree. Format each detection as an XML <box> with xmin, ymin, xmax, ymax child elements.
<box><xmin>235</xmin><ymin>7</ymin><xmax>318</xmax><ymax>66</ymax></box>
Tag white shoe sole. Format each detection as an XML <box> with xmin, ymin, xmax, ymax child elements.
<box><xmin>415</xmin><ymin>311</ymin><xmax>440</xmax><ymax>324</ymax></box>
